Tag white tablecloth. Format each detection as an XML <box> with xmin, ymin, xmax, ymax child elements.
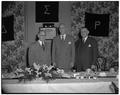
<box><xmin>2</xmin><ymin>78</ymin><xmax>117</xmax><ymax>93</ymax></box>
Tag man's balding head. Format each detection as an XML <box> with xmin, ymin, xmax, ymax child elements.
<box><xmin>80</xmin><ymin>27</ymin><xmax>89</xmax><ymax>38</ymax></box>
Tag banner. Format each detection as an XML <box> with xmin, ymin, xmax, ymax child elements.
<box><xmin>36</xmin><ymin>2</ymin><xmax>59</xmax><ymax>22</ymax></box>
<box><xmin>2</xmin><ymin>15</ymin><xmax>14</xmax><ymax>41</ymax></box>
<box><xmin>85</xmin><ymin>12</ymin><xmax>110</xmax><ymax>37</ymax></box>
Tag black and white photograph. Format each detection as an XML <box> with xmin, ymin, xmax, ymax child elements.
<box><xmin>1</xmin><ymin>1</ymin><xmax>119</xmax><ymax>94</ymax></box>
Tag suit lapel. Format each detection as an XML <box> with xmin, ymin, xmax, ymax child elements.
<box><xmin>82</xmin><ymin>37</ymin><xmax>89</xmax><ymax>45</ymax></box>
<box><xmin>37</xmin><ymin>41</ymin><xmax>42</xmax><ymax>47</ymax></box>
<box><xmin>85</xmin><ymin>37</ymin><xmax>90</xmax><ymax>45</ymax></box>
<box><xmin>65</xmin><ymin>35</ymin><xmax>68</xmax><ymax>41</ymax></box>
<box><xmin>59</xmin><ymin>35</ymin><xmax>65</xmax><ymax>45</ymax></box>
<box><xmin>64</xmin><ymin>35</ymin><xmax>68</xmax><ymax>42</ymax></box>
<box><xmin>64</xmin><ymin>35</ymin><xmax>70</xmax><ymax>45</ymax></box>
<box><xmin>37</xmin><ymin>41</ymin><xmax>46</xmax><ymax>52</ymax></box>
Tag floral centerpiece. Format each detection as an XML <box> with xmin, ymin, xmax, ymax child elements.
<box><xmin>13</xmin><ymin>63</ymin><xmax>64</xmax><ymax>83</ymax></box>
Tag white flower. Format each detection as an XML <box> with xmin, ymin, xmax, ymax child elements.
<box><xmin>48</xmin><ymin>65</ymin><xmax>54</xmax><ymax>71</ymax></box>
<box><xmin>25</xmin><ymin>67</ymin><xmax>30</xmax><ymax>71</ymax></box>
<box><xmin>56</xmin><ymin>68</ymin><xmax>61</xmax><ymax>73</ymax></box>
<box><xmin>45</xmin><ymin>73</ymin><xmax>52</xmax><ymax>77</ymax></box>
<box><xmin>16</xmin><ymin>68</ymin><xmax>24</xmax><ymax>72</ymax></box>
<box><xmin>25</xmin><ymin>68</ymin><xmax>32</xmax><ymax>74</ymax></box>
<box><xmin>43</xmin><ymin>64</ymin><xmax>48</xmax><ymax>70</ymax></box>
<box><xmin>33</xmin><ymin>62</ymin><xmax>41</xmax><ymax>70</ymax></box>
<box><xmin>61</xmin><ymin>69</ymin><xmax>64</xmax><ymax>74</ymax></box>
<box><xmin>14</xmin><ymin>68</ymin><xmax>24</xmax><ymax>76</ymax></box>
<box><xmin>57</xmin><ymin>68</ymin><xmax>64</xmax><ymax>74</ymax></box>
<box><xmin>35</xmin><ymin>70</ymin><xmax>42</xmax><ymax>77</ymax></box>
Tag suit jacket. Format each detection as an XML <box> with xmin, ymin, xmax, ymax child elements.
<box><xmin>28</xmin><ymin>41</ymin><xmax>51</xmax><ymax>66</ymax></box>
<box><xmin>52</xmin><ymin>35</ymin><xmax>75</xmax><ymax>72</ymax></box>
<box><xmin>75</xmin><ymin>36</ymin><xmax>98</xmax><ymax>71</ymax></box>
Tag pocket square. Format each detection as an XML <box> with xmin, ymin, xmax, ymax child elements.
<box><xmin>88</xmin><ymin>44</ymin><xmax>91</xmax><ymax>47</ymax></box>
<box><xmin>68</xmin><ymin>41</ymin><xmax>71</xmax><ymax>44</ymax></box>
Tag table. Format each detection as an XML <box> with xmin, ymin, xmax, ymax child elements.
<box><xmin>2</xmin><ymin>78</ymin><xmax>118</xmax><ymax>93</ymax></box>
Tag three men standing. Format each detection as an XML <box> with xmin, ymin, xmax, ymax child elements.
<box><xmin>28</xmin><ymin>24</ymin><xmax>98</xmax><ymax>72</ymax></box>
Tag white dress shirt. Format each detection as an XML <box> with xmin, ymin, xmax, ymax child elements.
<box><xmin>38</xmin><ymin>40</ymin><xmax>44</xmax><ymax>46</ymax></box>
<box><xmin>60</xmin><ymin>34</ymin><xmax>66</xmax><ymax>40</ymax></box>
<box><xmin>83</xmin><ymin>36</ymin><xmax>88</xmax><ymax>43</ymax></box>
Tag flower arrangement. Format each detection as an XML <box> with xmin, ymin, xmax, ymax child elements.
<box><xmin>14</xmin><ymin>63</ymin><xmax>64</xmax><ymax>83</ymax></box>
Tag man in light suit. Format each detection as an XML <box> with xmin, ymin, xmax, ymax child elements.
<box><xmin>28</xmin><ymin>29</ymin><xmax>51</xmax><ymax>66</ymax></box>
<box><xmin>75</xmin><ymin>27</ymin><xmax>98</xmax><ymax>71</ymax></box>
<box><xmin>52</xmin><ymin>23</ymin><xmax>75</xmax><ymax>72</ymax></box>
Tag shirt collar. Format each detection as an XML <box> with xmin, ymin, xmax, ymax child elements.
<box><xmin>38</xmin><ymin>40</ymin><xmax>44</xmax><ymax>46</ymax></box>
<box><xmin>84</xmin><ymin>36</ymin><xmax>88</xmax><ymax>42</ymax></box>
<box><xmin>60</xmin><ymin>34</ymin><xmax>66</xmax><ymax>39</ymax></box>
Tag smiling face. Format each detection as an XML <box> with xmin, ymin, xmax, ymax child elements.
<box><xmin>81</xmin><ymin>28</ymin><xmax>89</xmax><ymax>38</ymax></box>
<box><xmin>37</xmin><ymin>30</ymin><xmax>46</xmax><ymax>42</ymax></box>
<box><xmin>59</xmin><ymin>24</ymin><xmax>66</xmax><ymax>35</ymax></box>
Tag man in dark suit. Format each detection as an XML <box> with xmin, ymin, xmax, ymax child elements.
<box><xmin>75</xmin><ymin>27</ymin><xmax>98</xmax><ymax>72</ymax></box>
<box><xmin>52</xmin><ymin>23</ymin><xmax>75</xmax><ymax>72</ymax></box>
<box><xmin>28</xmin><ymin>29</ymin><xmax>51</xmax><ymax>66</ymax></box>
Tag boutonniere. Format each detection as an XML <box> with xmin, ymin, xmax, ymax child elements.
<box><xmin>68</xmin><ymin>41</ymin><xmax>71</xmax><ymax>45</ymax></box>
<box><xmin>88</xmin><ymin>44</ymin><xmax>91</xmax><ymax>47</ymax></box>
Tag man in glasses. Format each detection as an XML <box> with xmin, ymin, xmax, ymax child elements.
<box><xmin>28</xmin><ymin>28</ymin><xmax>51</xmax><ymax>66</ymax></box>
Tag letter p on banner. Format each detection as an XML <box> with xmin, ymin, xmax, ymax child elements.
<box><xmin>85</xmin><ymin>12</ymin><xmax>110</xmax><ymax>37</ymax></box>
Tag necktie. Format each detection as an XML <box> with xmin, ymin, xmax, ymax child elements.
<box><xmin>42</xmin><ymin>42</ymin><xmax>45</xmax><ymax>51</ymax></box>
<box><xmin>61</xmin><ymin>35</ymin><xmax>64</xmax><ymax>40</ymax></box>
<box><xmin>82</xmin><ymin>38</ymin><xmax>85</xmax><ymax>43</ymax></box>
